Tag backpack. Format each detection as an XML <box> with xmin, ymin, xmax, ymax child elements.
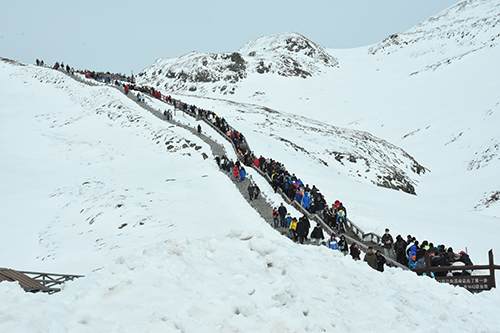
<box><xmin>414</xmin><ymin>259</ymin><xmax>425</xmax><ymax>269</ymax></box>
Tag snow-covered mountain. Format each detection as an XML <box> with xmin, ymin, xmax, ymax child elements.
<box><xmin>138</xmin><ymin>32</ymin><xmax>338</xmax><ymax>95</ymax></box>
<box><xmin>368</xmin><ymin>0</ymin><xmax>500</xmax><ymax>75</ymax></box>
<box><xmin>2</xmin><ymin>0</ymin><xmax>500</xmax><ymax>331</ymax></box>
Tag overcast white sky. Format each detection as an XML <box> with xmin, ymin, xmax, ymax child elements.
<box><xmin>1</xmin><ymin>0</ymin><xmax>460</xmax><ymax>74</ymax></box>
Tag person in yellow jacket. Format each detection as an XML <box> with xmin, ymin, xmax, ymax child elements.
<box><xmin>289</xmin><ymin>217</ymin><xmax>298</xmax><ymax>242</ymax></box>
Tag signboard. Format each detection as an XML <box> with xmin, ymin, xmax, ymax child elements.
<box><xmin>435</xmin><ymin>275</ymin><xmax>493</xmax><ymax>292</ymax></box>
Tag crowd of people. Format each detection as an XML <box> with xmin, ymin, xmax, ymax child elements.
<box><xmin>36</xmin><ymin>59</ymin><xmax>137</xmax><ymax>85</ymax></box>
<box><xmin>47</xmin><ymin>59</ymin><xmax>476</xmax><ymax>278</ymax></box>
<box><xmin>376</xmin><ymin>228</ymin><xmax>474</xmax><ymax>276</ymax></box>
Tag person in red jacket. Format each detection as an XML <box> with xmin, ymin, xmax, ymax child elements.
<box><xmin>254</xmin><ymin>157</ymin><xmax>260</xmax><ymax>169</ymax></box>
<box><xmin>232</xmin><ymin>165</ymin><xmax>239</xmax><ymax>181</ymax></box>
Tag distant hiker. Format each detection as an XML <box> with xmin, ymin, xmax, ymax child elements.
<box><xmin>36</xmin><ymin>59</ymin><xmax>40</xmax><ymax>66</ymax></box>
<box><xmin>350</xmin><ymin>243</ymin><xmax>361</xmax><ymax>261</ymax></box>
<box><xmin>394</xmin><ymin>235</ymin><xmax>407</xmax><ymax>265</ymax></box>
<box><xmin>337</xmin><ymin>216</ymin><xmax>346</xmax><ymax>234</ymax></box>
<box><xmin>327</xmin><ymin>233</ymin><xmax>338</xmax><ymax>250</ymax></box>
<box><xmin>338</xmin><ymin>202</ymin><xmax>348</xmax><ymax>220</ymax></box>
<box><xmin>430</xmin><ymin>252</ymin><xmax>449</xmax><ymax>277</ymax></box>
<box><xmin>302</xmin><ymin>215</ymin><xmax>310</xmax><ymax>241</ymax></box>
<box><xmin>253</xmin><ymin>184</ymin><xmax>260</xmax><ymax>199</ymax></box>
<box><xmin>364</xmin><ymin>247</ymin><xmax>377</xmax><ymax>270</ymax></box>
<box><xmin>408</xmin><ymin>240</ymin><xmax>419</xmax><ymax>260</ymax></box>
<box><xmin>338</xmin><ymin>235</ymin><xmax>349</xmax><ymax>256</ymax></box>
<box><xmin>278</xmin><ymin>203</ymin><xmax>287</xmax><ymax>227</ymax></box>
<box><xmin>247</xmin><ymin>183</ymin><xmax>255</xmax><ymax>201</ymax></box>
<box><xmin>458</xmin><ymin>251</ymin><xmax>473</xmax><ymax>266</ymax></box>
<box><xmin>197</xmin><ymin>124</ymin><xmax>201</xmax><ymax>134</ymax></box>
<box><xmin>285</xmin><ymin>213</ymin><xmax>292</xmax><ymax>232</ymax></box>
<box><xmin>239</xmin><ymin>167</ymin><xmax>246</xmax><ymax>182</ymax></box>
<box><xmin>232</xmin><ymin>165</ymin><xmax>240</xmax><ymax>181</ymax></box>
<box><xmin>376</xmin><ymin>250</ymin><xmax>386</xmax><ymax>272</ymax></box>
<box><xmin>295</xmin><ymin>190</ymin><xmax>303</xmax><ymax>203</ymax></box>
<box><xmin>296</xmin><ymin>218</ymin><xmax>308</xmax><ymax>244</ymax></box>
<box><xmin>289</xmin><ymin>217</ymin><xmax>298</xmax><ymax>241</ymax></box>
<box><xmin>214</xmin><ymin>155</ymin><xmax>221</xmax><ymax>168</ymax></box>
<box><xmin>302</xmin><ymin>192</ymin><xmax>311</xmax><ymax>210</ymax></box>
<box><xmin>310</xmin><ymin>223</ymin><xmax>324</xmax><ymax>246</ymax></box>
<box><xmin>272</xmin><ymin>208</ymin><xmax>279</xmax><ymax>228</ymax></box>
<box><xmin>381</xmin><ymin>228</ymin><xmax>394</xmax><ymax>259</ymax></box>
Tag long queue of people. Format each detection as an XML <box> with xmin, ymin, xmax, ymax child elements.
<box><xmin>121</xmin><ymin>78</ymin><xmax>476</xmax><ymax>277</ymax></box>
<box><xmin>36</xmin><ymin>59</ymin><xmax>75</xmax><ymax>75</ymax></box>
<box><xmin>37</xmin><ymin>59</ymin><xmax>136</xmax><ymax>86</ymax></box>
<box><xmin>61</xmin><ymin>61</ymin><xmax>476</xmax><ymax>277</ymax></box>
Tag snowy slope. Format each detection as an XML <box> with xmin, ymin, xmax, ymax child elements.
<box><xmin>2</xmin><ymin>1</ymin><xmax>500</xmax><ymax>331</ymax></box>
<box><xmin>0</xmin><ymin>59</ymin><xmax>255</xmax><ymax>273</ymax></box>
<box><xmin>1</xmin><ymin>53</ymin><xmax>500</xmax><ymax>333</ymax></box>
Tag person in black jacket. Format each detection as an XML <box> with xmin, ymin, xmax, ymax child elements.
<box><xmin>278</xmin><ymin>203</ymin><xmax>287</xmax><ymax>228</ymax></box>
<box><xmin>394</xmin><ymin>235</ymin><xmax>407</xmax><ymax>265</ymax></box>
<box><xmin>431</xmin><ymin>253</ymin><xmax>450</xmax><ymax>277</ymax></box>
<box><xmin>296</xmin><ymin>218</ymin><xmax>307</xmax><ymax>244</ymax></box>
<box><xmin>350</xmin><ymin>242</ymin><xmax>361</xmax><ymax>261</ymax></box>
<box><xmin>310</xmin><ymin>223</ymin><xmax>324</xmax><ymax>246</ymax></box>
<box><xmin>338</xmin><ymin>235</ymin><xmax>349</xmax><ymax>256</ymax></box>
<box><xmin>300</xmin><ymin>215</ymin><xmax>310</xmax><ymax>242</ymax></box>
<box><xmin>381</xmin><ymin>228</ymin><xmax>394</xmax><ymax>259</ymax></box>
<box><xmin>376</xmin><ymin>250</ymin><xmax>386</xmax><ymax>272</ymax></box>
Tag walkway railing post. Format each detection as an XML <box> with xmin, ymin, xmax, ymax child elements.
<box><xmin>489</xmin><ymin>249</ymin><xmax>496</xmax><ymax>289</ymax></box>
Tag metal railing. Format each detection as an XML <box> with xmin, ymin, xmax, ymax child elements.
<box><xmin>19</xmin><ymin>270</ymin><xmax>84</xmax><ymax>293</ymax></box>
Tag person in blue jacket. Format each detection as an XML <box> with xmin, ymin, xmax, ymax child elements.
<box><xmin>239</xmin><ymin>167</ymin><xmax>246</xmax><ymax>182</ymax></box>
<box><xmin>328</xmin><ymin>233</ymin><xmax>338</xmax><ymax>250</ymax></box>
<box><xmin>295</xmin><ymin>191</ymin><xmax>303</xmax><ymax>203</ymax></box>
<box><xmin>302</xmin><ymin>192</ymin><xmax>311</xmax><ymax>210</ymax></box>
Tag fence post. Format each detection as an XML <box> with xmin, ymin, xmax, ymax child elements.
<box><xmin>489</xmin><ymin>249</ymin><xmax>496</xmax><ymax>289</ymax></box>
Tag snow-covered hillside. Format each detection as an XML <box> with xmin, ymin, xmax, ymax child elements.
<box><xmin>2</xmin><ymin>0</ymin><xmax>500</xmax><ymax>331</ymax></box>
<box><xmin>2</xmin><ymin>58</ymin><xmax>500</xmax><ymax>332</ymax></box>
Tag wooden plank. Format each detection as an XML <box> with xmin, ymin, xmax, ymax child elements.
<box><xmin>0</xmin><ymin>268</ymin><xmax>49</xmax><ymax>292</ymax></box>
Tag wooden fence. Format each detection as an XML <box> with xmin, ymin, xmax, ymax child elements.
<box><xmin>412</xmin><ymin>249</ymin><xmax>499</xmax><ymax>292</ymax></box>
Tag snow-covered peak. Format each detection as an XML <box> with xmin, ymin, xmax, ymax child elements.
<box><xmin>239</xmin><ymin>32</ymin><xmax>338</xmax><ymax>69</ymax></box>
<box><xmin>137</xmin><ymin>32</ymin><xmax>338</xmax><ymax>95</ymax></box>
<box><xmin>368</xmin><ymin>0</ymin><xmax>500</xmax><ymax>64</ymax></box>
